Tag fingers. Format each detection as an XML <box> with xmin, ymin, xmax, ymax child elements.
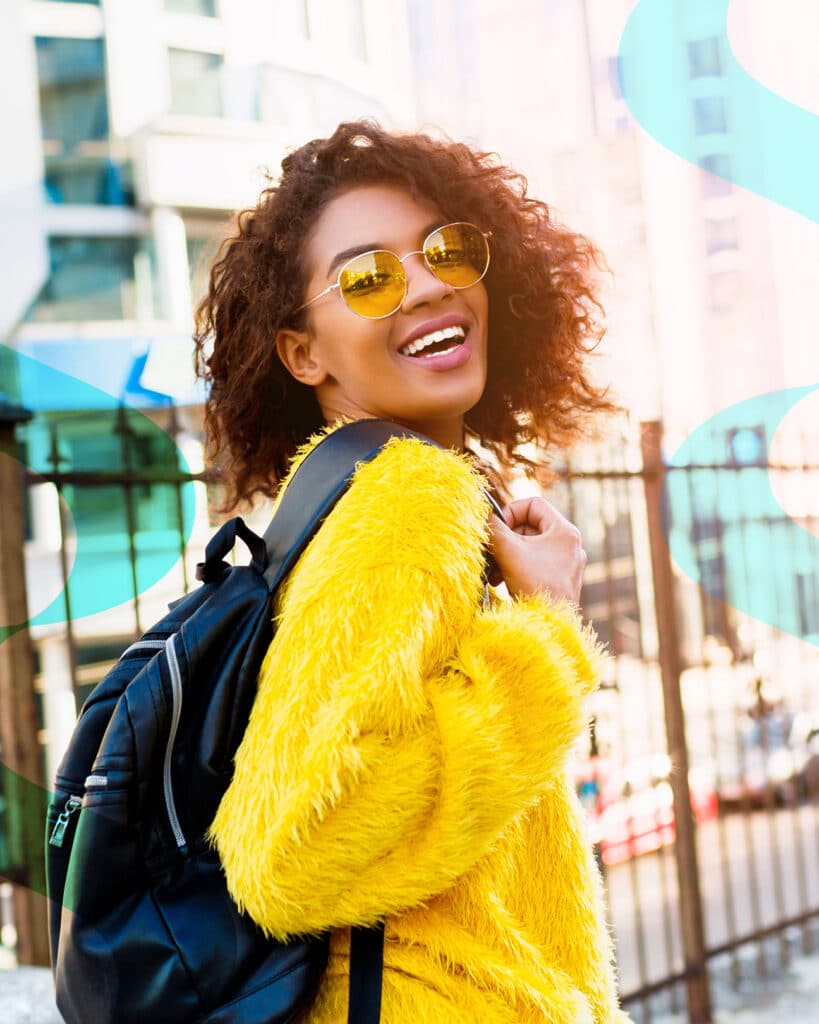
<box><xmin>501</xmin><ymin>497</ymin><xmax>567</xmax><ymax>537</ymax></box>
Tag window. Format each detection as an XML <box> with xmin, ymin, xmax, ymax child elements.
<box><xmin>27</xmin><ymin>236</ymin><xmax>157</xmax><ymax>322</ymax></box>
<box><xmin>797</xmin><ymin>572</ymin><xmax>818</xmax><ymax>638</ymax></box>
<box><xmin>607</xmin><ymin>56</ymin><xmax>622</xmax><ymax>101</ymax></box>
<box><xmin>707</xmin><ymin>270</ymin><xmax>740</xmax><ymax>313</ymax></box>
<box><xmin>693</xmin><ymin>96</ymin><xmax>728</xmax><ymax>135</ymax></box>
<box><xmin>687</xmin><ymin>37</ymin><xmax>723</xmax><ymax>78</ymax></box>
<box><xmin>699</xmin><ymin>154</ymin><xmax>733</xmax><ymax>197</ymax></box>
<box><xmin>164</xmin><ymin>0</ymin><xmax>217</xmax><ymax>14</ymax></box>
<box><xmin>35</xmin><ymin>37</ymin><xmax>132</xmax><ymax>205</ymax></box>
<box><xmin>186</xmin><ymin>227</ymin><xmax>226</xmax><ymax>304</ymax></box>
<box><xmin>168</xmin><ymin>48</ymin><xmax>223</xmax><ymax>117</ymax></box>
<box><xmin>704</xmin><ymin>217</ymin><xmax>738</xmax><ymax>254</ymax></box>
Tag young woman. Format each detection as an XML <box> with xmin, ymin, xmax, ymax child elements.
<box><xmin>195</xmin><ymin>120</ymin><xmax>630</xmax><ymax>1024</ymax></box>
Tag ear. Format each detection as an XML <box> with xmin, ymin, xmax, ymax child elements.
<box><xmin>274</xmin><ymin>327</ymin><xmax>328</xmax><ymax>386</ymax></box>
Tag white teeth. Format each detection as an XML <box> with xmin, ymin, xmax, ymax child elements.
<box><xmin>400</xmin><ymin>325</ymin><xmax>465</xmax><ymax>356</ymax></box>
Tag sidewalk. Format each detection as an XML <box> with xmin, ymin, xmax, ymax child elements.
<box><xmin>1</xmin><ymin>946</ymin><xmax>818</xmax><ymax>1022</ymax></box>
<box><xmin>645</xmin><ymin>942</ymin><xmax>819</xmax><ymax>1024</ymax></box>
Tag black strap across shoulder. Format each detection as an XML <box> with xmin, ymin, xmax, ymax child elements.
<box><xmin>349</xmin><ymin>923</ymin><xmax>386</xmax><ymax>1024</ymax></box>
<box><xmin>263</xmin><ymin>417</ymin><xmax>504</xmax><ymax>592</ymax></box>
<box><xmin>263</xmin><ymin>419</ymin><xmax>440</xmax><ymax>591</ymax></box>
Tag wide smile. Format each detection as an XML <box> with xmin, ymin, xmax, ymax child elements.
<box><xmin>398</xmin><ymin>324</ymin><xmax>466</xmax><ymax>358</ymax></box>
<box><xmin>396</xmin><ymin>316</ymin><xmax>473</xmax><ymax>371</ymax></box>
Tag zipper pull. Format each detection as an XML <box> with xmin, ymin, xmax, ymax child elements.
<box><xmin>49</xmin><ymin>796</ymin><xmax>82</xmax><ymax>848</ymax></box>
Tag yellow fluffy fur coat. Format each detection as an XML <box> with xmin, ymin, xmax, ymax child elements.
<box><xmin>209</xmin><ymin>425</ymin><xmax>631</xmax><ymax>1023</ymax></box>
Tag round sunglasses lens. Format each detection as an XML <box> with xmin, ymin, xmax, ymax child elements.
<box><xmin>339</xmin><ymin>251</ymin><xmax>406</xmax><ymax>318</ymax></box>
<box><xmin>425</xmin><ymin>224</ymin><xmax>488</xmax><ymax>288</ymax></box>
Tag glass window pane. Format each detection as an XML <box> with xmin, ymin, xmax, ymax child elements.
<box><xmin>705</xmin><ymin>217</ymin><xmax>739</xmax><ymax>254</ymax></box>
<box><xmin>168</xmin><ymin>49</ymin><xmax>223</xmax><ymax>117</ymax></box>
<box><xmin>164</xmin><ymin>0</ymin><xmax>217</xmax><ymax>14</ymax></box>
<box><xmin>687</xmin><ymin>37</ymin><xmax>723</xmax><ymax>78</ymax></box>
<box><xmin>607</xmin><ymin>56</ymin><xmax>622</xmax><ymax>100</ymax></box>
<box><xmin>36</xmin><ymin>37</ymin><xmax>108</xmax><ymax>149</ymax></box>
<box><xmin>35</xmin><ymin>36</ymin><xmax>132</xmax><ymax>205</ymax></box>
<box><xmin>693</xmin><ymin>96</ymin><xmax>728</xmax><ymax>135</ymax></box>
<box><xmin>699</xmin><ymin>154</ymin><xmax>733</xmax><ymax>197</ymax></box>
<box><xmin>186</xmin><ymin>218</ymin><xmax>229</xmax><ymax>306</ymax></box>
<box><xmin>707</xmin><ymin>270</ymin><xmax>740</xmax><ymax>312</ymax></box>
<box><xmin>27</xmin><ymin>236</ymin><xmax>157</xmax><ymax>322</ymax></box>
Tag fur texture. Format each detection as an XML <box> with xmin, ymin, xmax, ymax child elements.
<box><xmin>209</xmin><ymin>424</ymin><xmax>631</xmax><ymax>1022</ymax></box>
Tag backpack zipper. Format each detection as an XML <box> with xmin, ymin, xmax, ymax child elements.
<box><xmin>119</xmin><ymin>638</ymin><xmax>166</xmax><ymax>659</ymax></box>
<box><xmin>49</xmin><ymin>796</ymin><xmax>82</xmax><ymax>849</ymax></box>
<box><xmin>163</xmin><ymin>633</ymin><xmax>187</xmax><ymax>850</ymax></box>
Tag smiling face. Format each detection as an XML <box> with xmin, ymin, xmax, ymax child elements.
<box><xmin>275</xmin><ymin>183</ymin><xmax>489</xmax><ymax>450</ymax></box>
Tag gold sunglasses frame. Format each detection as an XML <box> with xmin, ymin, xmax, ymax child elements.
<box><xmin>294</xmin><ymin>221</ymin><xmax>491</xmax><ymax>320</ymax></box>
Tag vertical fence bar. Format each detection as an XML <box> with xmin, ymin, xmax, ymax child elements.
<box><xmin>640</xmin><ymin>422</ymin><xmax>712</xmax><ymax>1024</ymax></box>
<box><xmin>592</xmin><ymin>466</ymin><xmax>652</xmax><ymax>1022</ymax></box>
<box><xmin>166</xmin><ymin>406</ymin><xmax>190</xmax><ymax>595</ymax></box>
<box><xmin>682</xmin><ymin>458</ymin><xmax>743</xmax><ymax>986</ymax></box>
<box><xmin>48</xmin><ymin>426</ymin><xmax>82</xmax><ymax>715</ymax></box>
<box><xmin>115</xmin><ymin>407</ymin><xmax>143</xmax><ymax>638</ymax></box>
<box><xmin>0</xmin><ymin>402</ymin><xmax>50</xmax><ymax>966</ymax></box>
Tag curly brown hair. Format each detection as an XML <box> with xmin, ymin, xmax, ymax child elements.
<box><xmin>194</xmin><ymin>119</ymin><xmax>616</xmax><ymax>508</ymax></box>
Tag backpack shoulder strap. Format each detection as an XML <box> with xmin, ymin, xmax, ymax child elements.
<box><xmin>261</xmin><ymin>420</ymin><xmax>425</xmax><ymax>1023</ymax></box>
<box><xmin>349</xmin><ymin>922</ymin><xmax>386</xmax><ymax>1024</ymax></box>
<box><xmin>262</xmin><ymin>419</ymin><xmax>437</xmax><ymax>591</ymax></box>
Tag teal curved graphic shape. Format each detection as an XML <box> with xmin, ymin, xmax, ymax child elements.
<box><xmin>1</xmin><ymin>343</ymin><xmax>197</xmax><ymax>899</ymax></box>
<box><xmin>618</xmin><ymin>0</ymin><xmax>818</xmax><ymax>222</ymax></box>
<box><xmin>664</xmin><ymin>384</ymin><xmax>819</xmax><ymax>644</ymax></box>
<box><xmin>0</xmin><ymin>344</ymin><xmax>196</xmax><ymax>639</ymax></box>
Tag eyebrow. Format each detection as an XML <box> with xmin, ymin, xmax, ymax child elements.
<box><xmin>325</xmin><ymin>221</ymin><xmax>442</xmax><ymax>279</ymax></box>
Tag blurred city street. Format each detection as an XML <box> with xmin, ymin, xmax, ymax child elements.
<box><xmin>2</xmin><ymin>2</ymin><xmax>819</xmax><ymax>1023</ymax></box>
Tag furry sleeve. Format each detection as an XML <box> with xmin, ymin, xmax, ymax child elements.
<box><xmin>208</xmin><ymin>435</ymin><xmax>602</xmax><ymax>939</ymax></box>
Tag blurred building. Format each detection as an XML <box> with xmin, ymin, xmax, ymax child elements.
<box><xmin>2</xmin><ymin>0</ymin><xmax>414</xmax><ymax>780</ymax></box>
<box><xmin>7</xmin><ymin>0</ymin><xmax>414</xmax><ymax>396</ymax></box>
<box><xmin>408</xmin><ymin>0</ymin><xmax>819</xmax><ymax>659</ymax></box>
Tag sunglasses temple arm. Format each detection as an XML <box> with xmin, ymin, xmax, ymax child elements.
<box><xmin>295</xmin><ymin>283</ymin><xmax>338</xmax><ymax>315</ymax></box>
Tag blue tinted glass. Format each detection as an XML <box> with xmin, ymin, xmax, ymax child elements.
<box><xmin>687</xmin><ymin>37</ymin><xmax>723</xmax><ymax>78</ymax></box>
<box><xmin>35</xmin><ymin>37</ymin><xmax>133</xmax><ymax>206</ymax></box>
<box><xmin>693</xmin><ymin>96</ymin><xmax>728</xmax><ymax>135</ymax></box>
<box><xmin>27</xmin><ymin>237</ymin><xmax>158</xmax><ymax>322</ymax></box>
<box><xmin>36</xmin><ymin>37</ymin><xmax>108</xmax><ymax>145</ymax></box>
<box><xmin>607</xmin><ymin>56</ymin><xmax>623</xmax><ymax>100</ymax></box>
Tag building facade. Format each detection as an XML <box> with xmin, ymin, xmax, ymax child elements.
<box><xmin>2</xmin><ymin>0</ymin><xmax>414</xmax><ymax>784</ymax></box>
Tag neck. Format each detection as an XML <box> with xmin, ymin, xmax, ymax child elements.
<box><xmin>319</xmin><ymin>400</ymin><xmax>466</xmax><ymax>451</ymax></box>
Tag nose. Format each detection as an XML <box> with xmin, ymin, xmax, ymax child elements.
<box><xmin>400</xmin><ymin>252</ymin><xmax>454</xmax><ymax>312</ymax></box>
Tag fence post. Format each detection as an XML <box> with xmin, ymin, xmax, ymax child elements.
<box><xmin>0</xmin><ymin>398</ymin><xmax>50</xmax><ymax>966</ymax></box>
<box><xmin>641</xmin><ymin>421</ymin><xmax>712</xmax><ymax>1024</ymax></box>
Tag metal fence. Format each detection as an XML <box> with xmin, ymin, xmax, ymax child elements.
<box><xmin>2</xmin><ymin>409</ymin><xmax>818</xmax><ymax>1023</ymax></box>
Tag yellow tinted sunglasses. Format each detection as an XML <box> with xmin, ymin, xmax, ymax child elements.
<box><xmin>296</xmin><ymin>221</ymin><xmax>491</xmax><ymax>320</ymax></box>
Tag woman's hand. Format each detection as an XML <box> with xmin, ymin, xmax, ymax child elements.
<box><xmin>488</xmin><ymin>496</ymin><xmax>588</xmax><ymax>604</ymax></box>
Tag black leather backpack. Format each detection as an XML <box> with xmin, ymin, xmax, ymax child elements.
<box><xmin>46</xmin><ymin>419</ymin><xmax>445</xmax><ymax>1024</ymax></box>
